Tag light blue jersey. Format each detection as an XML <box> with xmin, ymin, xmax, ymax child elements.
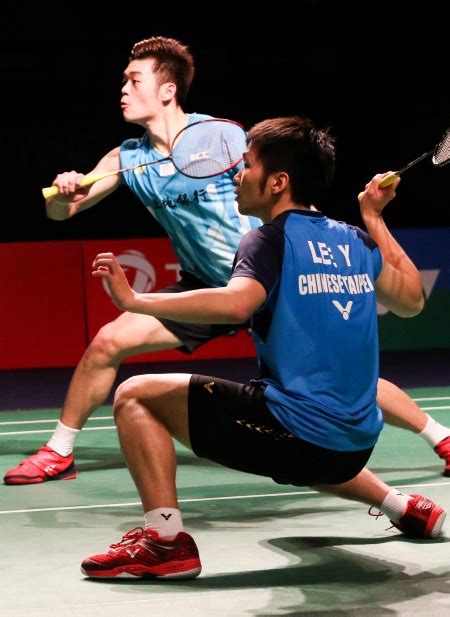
<box><xmin>120</xmin><ymin>113</ymin><xmax>260</xmax><ymax>286</ymax></box>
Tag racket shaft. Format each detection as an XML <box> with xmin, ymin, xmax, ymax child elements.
<box><xmin>379</xmin><ymin>148</ymin><xmax>434</xmax><ymax>188</ymax></box>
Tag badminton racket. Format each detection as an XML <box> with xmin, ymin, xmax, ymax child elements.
<box><xmin>358</xmin><ymin>127</ymin><xmax>450</xmax><ymax>200</ymax></box>
<box><xmin>42</xmin><ymin>118</ymin><xmax>247</xmax><ymax>199</ymax></box>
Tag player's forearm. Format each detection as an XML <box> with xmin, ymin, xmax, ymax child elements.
<box><xmin>45</xmin><ymin>197</ymin><xmax>74</xmax><ymax>220</ymax></box>
<box><xmin>128</xmin><ymin>288</ymin><xmax>250</xmax><ymax>324</ymax></box>
<box><xmin>362</xmin><ymin>211</ymin><xmax>422</xmax><ymax>287</ymax></box>
<box><xmin>45</xmin><ymin>196</ymin><xmax>95</xmax><ymax>220</ymax></box>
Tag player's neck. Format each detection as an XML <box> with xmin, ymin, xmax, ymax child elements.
<box><xmin>265</xmin><ymin>197</ymin><xmax>310</xmax><ymax>223</ymax></box>
<box><xmin>146</xmin><ymin>107</ymin><xmax>188</xmax><ymax>154</ymax></box>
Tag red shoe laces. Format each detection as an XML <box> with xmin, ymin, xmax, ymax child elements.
<box><xmin>109</xmin><ymin>527</ymin><xmax>145</xmax><ymax>550</ymax></box>
<box><xmin>368</xmin><ymin>507</ymin><xmax>384</xmax><ymax>520</ymax></box>
<box><xmin>368</xmin><ymin>507</ymin><xmax>395</xmax><ymax>531</ymax></box>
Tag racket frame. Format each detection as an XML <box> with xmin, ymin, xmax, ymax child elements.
<box><xmin>42</xmin><ymin>118</ymin><xmax>246</xmax><ymax>198</ymax></box>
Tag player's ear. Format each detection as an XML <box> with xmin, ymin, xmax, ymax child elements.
<box><xmin>161</xmin><ymin>82</ymin><xmax>176</xmax><ymax>102</ymax></box>
<box><xmin>272</xmin><ymin>172</ymin><xmax>289</xmax><ymax>195</ymax></box>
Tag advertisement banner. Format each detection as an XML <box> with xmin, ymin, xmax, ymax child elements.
<box><xmin>0</xmin><ymin>228</ymin><xmax>447</xmax><ymax>369</ymax></box>
<box><xmin>0</xmin><ymin>241</ymin><xmax>86</xmax><ymax>369</ymax></box>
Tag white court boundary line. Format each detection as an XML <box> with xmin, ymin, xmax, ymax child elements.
<box><xmin>0</xmin><ymin>396</ymin><xmax>450</xmax><ymax>436</ymax></box>
<box><xmin>420</xmin><ymin>405</ymin><xmax>450</xmax><ymax>411</ymax></box>
<box><xmin>1</xmin><ymin>481</ymin><xmax>450</xmax><ymax>515</ymax></box>
<box><xmin>0</xmin><ymin>394</ymin><xmax>448</xmax><ymax>428</ymax></box>
<box><xmin>2</xmin><ymin>405</ymin><xmax>450</xmax><ymax>436</ymax></box>
<box><xmin>0</xmin><ymin>426</ymin><xmax>115</xmax><ymax>436</ymax></box>
<box><xmin>0</xmin><ymin>396</ymin><xmax>449</xmax><ymax>428</ymax></box>
<box><xmin>414</xmin><ymin>396</ymin><xmax>450</xmax><ymax>402</ymax></box>
<box><xmin>0</xmin><ymin>416</ymin><xmax>113</xmax><ymax>426</ymax></box>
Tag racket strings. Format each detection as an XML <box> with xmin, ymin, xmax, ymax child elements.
<box><xmin>433</xmin><ymin>129</ymin><xmax>450</xmax><ymax>167</ymax></box>
<box><xmin>171</xmin><ymin>120</ymin><xmax>247</xmax><ymax>178</ymax></box>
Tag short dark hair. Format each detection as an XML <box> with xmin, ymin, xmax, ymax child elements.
<box><xmin>248</xmin><ymin>116</ymin><xmax>336</xmax><ymax>207</ymax></box>
<box><xmin>129</xmin><ymin>36</ymin><xmax>195</xmax><ymax>106</ymax></box>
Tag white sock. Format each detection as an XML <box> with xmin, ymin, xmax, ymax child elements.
<box><xmin>144</xmin><ymin>508</ymin><xmax>184</xmax><ymax>539</ymax></box>
<box><xmin>47</xmin><ymin>421</ymin><xmax>80</xmax><ymax>456</ymax></box>
<box><xmin>380</xmin><ymin>489</ymin><xmax>412</xmax><ymax>523</ymax></box>
<box><xmin>419</xmin><ymin>414</ymin><xmax>450</xmax><ymax>447</ymax></box>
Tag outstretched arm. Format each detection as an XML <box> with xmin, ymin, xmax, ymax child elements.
<box><xmin>358</xmin><ymin>173</ymin><xmax>424</xmax><ymax>317</ymax></box>
<box><xmin>92</xmin><ymin>252</ymin><xmax>267</xmax><ymax>324</ymax></box>
<box><xmin>45</xmin><ymin>147</ymin><xmax>122</xmax><ymax>221</ymax></box>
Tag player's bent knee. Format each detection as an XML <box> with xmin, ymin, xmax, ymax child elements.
<box><xmin>87</xmin><ymin>323</ymin><xmax>126</xmax><ymax>362</ymax></box>
<box><xmin>113</xmin><ymin>392</ymin><xmax>144</xmax><ymax>427</ymax></box>
<box><xmin>113</xmin><ymin>376</ymin><xmax>150</xmax><ymax>418</ymax></box>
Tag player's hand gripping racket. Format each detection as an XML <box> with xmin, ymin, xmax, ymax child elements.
<box><xmin>42</xmin><ymin>118</ymin><xmax>247</xmax><ymax>199</ymax></box>
<box><xmin>358</xmin><ymin>127</ymin><xmax>450</xmax><ymax>200</ymax></box>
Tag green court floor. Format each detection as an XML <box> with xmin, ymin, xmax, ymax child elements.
<box><xmin>1</xmin><ymin>386</ymin><xmax>450</xmax><ymax>616</ymax></box>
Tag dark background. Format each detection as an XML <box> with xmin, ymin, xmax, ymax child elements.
<box><xmin>1</xmin><ymin>1</ymin><xmax>449</xmax><ymax>243</ymax></box>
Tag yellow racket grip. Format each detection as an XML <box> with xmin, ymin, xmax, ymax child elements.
<box><xmin>41</xmin><ymin>172</ymin><xmax>111</xmax><ymax>199</ymax></box>
<box><xmin>379</xmin><ymin>173</ymin><xmax>399</xmax><ymax>188</ymax></box>
<box><xmin>358</xmin><ymin>172</ymin><xmax>400</xmax><ymax>201</ymax></box>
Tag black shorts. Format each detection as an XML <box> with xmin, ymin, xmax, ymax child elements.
<box><xmin>156</xmin><ymin>271</ymin><xmax>250</xmax><ymax>354</ymax></box>
<box><xmin>188</xmin><ymin>375</ymin><xmax>374</xmax><ymax>486</ymax></box>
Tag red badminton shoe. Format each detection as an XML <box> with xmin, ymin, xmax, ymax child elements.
<box><xmin>3</xmin><ymin>445</ymin><xmax>78</xmax><ymax>485</ymax></box>
<box><xmin>435</xmin><ymin>436</ymin><xmax>450</xmax><ymax>477</ymax></box>
<box><xmin>81</xmin><ymin>527</ymin><xmax>202</xmax><ymax>579</ymax></box>
<box><xmin>390</xmin><ymin>494</ymin><xmax>446</xmax><ymax>538</ymax></box>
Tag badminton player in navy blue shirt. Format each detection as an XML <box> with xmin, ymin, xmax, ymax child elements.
<box><xmin>81</xmin><ymin>116</ymin><xmax>446</xmax><ymax>579</ymax></box>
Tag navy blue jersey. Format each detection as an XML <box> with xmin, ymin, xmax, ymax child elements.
<box><xmin>231</xmin><ymin>209</ymin><xmax>383</xmax><ymax>451</ymax></box>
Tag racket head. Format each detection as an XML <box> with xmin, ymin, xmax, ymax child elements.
<box><xmin>432</xmin><ymin>128</ymin><xmax>450</xmax><ymax>167</ymax></box>
<box><xmin>170</xmin><ymin>118</ymin><xmax>247</xmax><ymax>178</ymax></box>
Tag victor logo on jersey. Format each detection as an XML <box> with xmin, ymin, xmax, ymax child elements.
<box><xmin>332</xmin><ymin>300</ymin><xmax>354</xmax><ymax>320</ymax></box>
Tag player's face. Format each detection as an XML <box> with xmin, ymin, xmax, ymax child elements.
<box><xmin>234</xmin><ymin>147</ymin><xmax>271</xmax><ymax>221</ymax></box>
<box><xmin>120</xmin><ymin>59</ymin><xmax>172</xmax><ymax>125</ymax></box>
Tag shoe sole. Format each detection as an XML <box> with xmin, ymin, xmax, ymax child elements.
<box><xmin>4</xmin><ymin>470</ymin><xmax>79</xmax><ymax>485</ymax></box>
<box><xmin>81</xmin><ymin>560</ymin><xmax>202</xmax><ymax>580</ymax></box>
